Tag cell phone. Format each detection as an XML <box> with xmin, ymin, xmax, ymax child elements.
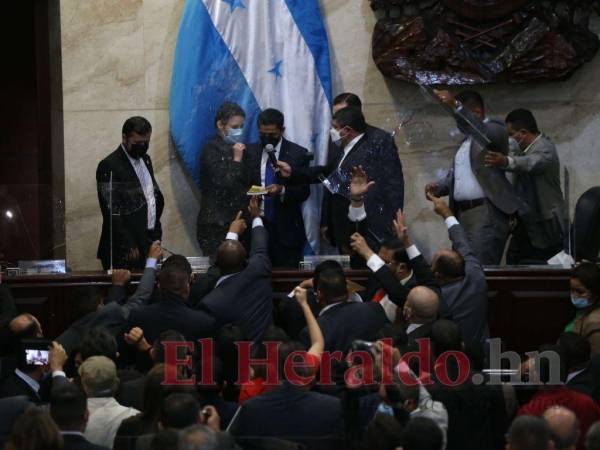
<box><xmin>22</xmin><ymin>339</ymin><xmax>51</xmax><ymax>366</ymax></box>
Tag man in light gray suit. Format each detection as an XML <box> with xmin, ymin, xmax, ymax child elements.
<box><xmin>426</xmin><ymin>90</ymin><xmax>519</xmax><ymax>265</ymax></box>
<box><xmin>427</xmin><ymin>192</ymin><xmax>489</xmax><ymax>348</ymax></box>
<box><xmin>485</xmin><ymin>109</ymin><xmax>565</xmax><ymax>264</ymax></box>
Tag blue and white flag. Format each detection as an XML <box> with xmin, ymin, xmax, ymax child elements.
<box><xmin>170</xmin><ymin>0</ymin><xmax>333</xmax><ymax>253</ymax></box>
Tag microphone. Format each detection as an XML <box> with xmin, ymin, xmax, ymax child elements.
<box><xmin>265</xmin><ymin>144</ymin><xmax>278</xmax><ymax>170</ymax></box>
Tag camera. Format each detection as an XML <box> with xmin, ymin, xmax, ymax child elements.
<box><xmin>22</xmin><ymin>339</ymin><xmax>51</xmax><ymax>366</ymax></box>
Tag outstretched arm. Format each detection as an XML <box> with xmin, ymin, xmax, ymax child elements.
<box><xmin>293</xmin><ymin>287</ymin><xmax>324</xmax><ymax>362</ymax></box>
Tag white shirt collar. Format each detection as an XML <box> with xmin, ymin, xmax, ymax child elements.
<box><xmin>566</xmin><ymin>367</ymin><xmax>587</xmax><ymax>384</ymax></box>
<box><xmin>338</xmin><ymin>133</ymin><xmax>365</xmax><ymax>168</ymax></box>
<box><xmin>522</xmin><ymin>133</ymin><xmax>542</xmax><ymax>155</ymax></box>
<box><xmin>61</xmin><ymin>431</ymin><xmax>85</xmax><ymax>437</ymax></box>
<box><xmin>319</xmin><ymin>301</ymin><xmax>345</xmax><ymax>317</ymax></box>
<box><xmin>121</xmin><ymin>144</ymin><xmax>141</xmax><ymax>165</ymax></box>
<box><xmin>406</xmin><ymin>323</ymin><xmax>423</xmax><ymax>334</ymax></box>
<box><xmin>15</xmin><ymin>368</ymin><xmax>40</xmax><ymax>394</ymax></box>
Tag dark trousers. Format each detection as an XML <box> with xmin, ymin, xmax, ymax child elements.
<box><xmin>456</xmin><ymin>200</ymin><xmax>510</xmax><ymax>266</ymax></box>
<box><xmin>264</xmin><ymin>219</ymin><xmax>304</xmax><ymax>268</ymax></box>
<box><xmin>507</xmin><ymin>220</ymin><xmax>562</xmax><ymax>265</ymax></box>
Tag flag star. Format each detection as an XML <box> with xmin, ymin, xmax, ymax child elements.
<box><xmin>268</xmin><ymin>60</ymin><xmax>283</xmax><ymax>78</ymax></box>
<box><xmin>222</xmin><ymin>0</ymin><xmax>245</xmax><ymax>12</ymax></box>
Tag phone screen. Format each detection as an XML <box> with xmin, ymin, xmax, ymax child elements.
<box><xmin>25</xmin><ymin>348</ymin><xmax>49</xmax><ymax>365</ymax></box>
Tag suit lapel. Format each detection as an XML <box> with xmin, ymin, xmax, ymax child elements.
<box><xmin>116</xmin><ymin>146</ymin><xmax>144</xmax><ymax>191</ymax></box>
<box><xmin>339</xmin><ymin>134</ymin><xmax>368</xmax><ymax>171</ymax></box>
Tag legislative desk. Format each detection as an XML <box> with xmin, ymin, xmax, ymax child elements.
<box><xmin>4</xmin><ymin>267</ymin><xmax>573</xmax><ymax>355</ymax></box>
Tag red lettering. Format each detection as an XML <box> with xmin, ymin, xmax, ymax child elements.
<box><xmin>284</xmin><ymin>351</ymin><xmax>315</xmax><ymax>386</ymax></box>
<box><xmin>236</xmin><ymin>341</ymin><xmax>281</xmax><ymax>386</ymax></box>
<box><xmin>162</xmin><ymin>341</ymin><xmax>195</xmax><ymax>385</ymax></box>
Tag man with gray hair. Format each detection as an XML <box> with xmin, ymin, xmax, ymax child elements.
<box><xmin>178</xmin><ymin>425</ymin><xmax>219</xmax><ymax>450</ymax></box>
<box><xmin>79</xmin><ymin>356</ymin><xmax>139</xmax><ymax>448</ymax></box>
<box><xmin>543</xmin><ymin>406</ymin><xmax>579</xmax><ymax>450</ymax></box>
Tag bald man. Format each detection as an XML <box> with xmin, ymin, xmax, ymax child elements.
<box><xmin>403</xmin><ymin>286</ymin><xmax>439</xmax><ymax>345</ymax></box>
<box><xmin>543</xmin><ymin>406</ymin><xmax>579</xmax><ymax>450</ymax></box>
<box><xmin>200</xmin><ymin>197</ymin><xmax>274</xmax><ymax>343</ymax></box>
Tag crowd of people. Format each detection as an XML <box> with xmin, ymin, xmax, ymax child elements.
<box><xmin>0</xmin><ymin>88</ymin><xmax>597</xmax><ymax>449</ymax></box>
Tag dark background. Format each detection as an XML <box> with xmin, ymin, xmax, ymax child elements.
<box><xmin>0</xmin><ymin>0</ymin><xmax>64</xmax><ymax>266</ymax></box>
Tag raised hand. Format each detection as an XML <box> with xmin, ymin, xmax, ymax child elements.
<box><xmin>228</xmin><ymin>211</ymin><xmax>247</xmax><ymax>235</ymax></box>
<box><xmin>248</xmin><ymin>196</ymin><xmax>261</xmax><ymax>219</ymax></box>
<box><xmin>426</xmin><ymin>191</ymin><xmax>452</xmax><ymax>219</ymax></box>
<box><xmin>293</xmin><ymin>286</ymin><xmax>309</xmax><ymax>306</ymax></box>
<box><xmin>112</xmin><ymin>269</ymin><xmax>131</xmax><ymax>287</ymax></box>
<box><xmin>148</xmin><ymin>241</ymin><xmax>163</xmax><ymax>260</ymax></box>
<box><xmin>232</xmin><ymin>143</ymin><xmax>246</xmax><ymax>162</ymax></box>
<box><xmin>350</xmin><ymin>232</ymin><xmax>374</xmax><ymax>260</ymax></box>
<box><xmin>277</xmin><ymin>161</ymin><xmax>292</xmax><ymax>177</ymax></box>
<box><xmin>350</xmin><ymin>165</ymin><xmax>375</xmax><ymax>197</ymax></box>
<box><xmin>392</xmin><ymin>209</ymin><xmax>409</xmax><ymax>243</ymax></box>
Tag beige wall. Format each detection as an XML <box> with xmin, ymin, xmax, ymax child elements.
<box><xmin>61</xmin><ymin>0</ymin><xmax>600</xmax><ymax>269</ymax></box>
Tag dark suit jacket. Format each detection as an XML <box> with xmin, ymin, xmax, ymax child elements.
<box><xmin>321</xmin><ymin>127</ymin><xmax>404</xmax><ymax>250</ymax></box>
<box><xmin>245</xmin><ymin>138</ymin><xmax>310</xmax><ymax>267</ymax></box>
<box><xmin>96</xmin><ymin>146</ymin><xmax>164</xmax><ymax>270</ymax></box>
<box><xmin>0</xmin><ymin>372</ymin><xmax>69</xmax><ymax>404</ymax></box>
<box><xmin>0</xmin><ymin>395</ymin><xmax>33</xmax><ymax>448</ymax></box>
<box><xmin>439</xmin><ymin>223</ymin><xmax>489</xmax><ymax>347</ymax></box>
<box><xmin>567</xmin><ymin>355</ymin><xmax>600</xmax><ymax>405</ymax></box>
<box><xmin>200</xmin><ymin>225</ymin><xmax>273</xmax><ymax>343</ymax></box>
<box><xmin>127</xmin><ymin>291</ymin><xmax>215</xmax><ymax>344</ymax></box>
<box><xmin>301</xmin><ymin>302</ymin><xmax>389</xmax><ymax>356</ymax></box>
<box><xmin>197</xmin><ymin>135</ymin><xmax>250</xmax><ymax>248</ymax></box>
<box><xmin>117</xmin><ymin>375</ymin><xmax>145</xmax><ymax>411</ymax></box>
<box><xmin>406</xmin><ymin>322</ymin><xmax>435</xmax><ymax>347</ymax></box>
<box><xmin>63</xmin><ymin>433</ymin><xmax>110</xmax><ymax>450</ymax></box>
<box><xmin>437</xmin><ymin>109</ymin><xmax>519</xmax><ymax>215</ymax></box>
<box><xmin>231</xmin><ymin>383</ymin><xmax>344</xmax><ymax>450</ymax></box>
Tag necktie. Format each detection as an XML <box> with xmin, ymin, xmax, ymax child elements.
<box><xmin>264</xmin><ymin>159</ymin><xmax>275</xmax><ymax>221</ymax></box>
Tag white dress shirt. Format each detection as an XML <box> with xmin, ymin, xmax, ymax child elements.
<box><xmin>453</xmin><ymin>138</ymin><xmax>486</xmax><ymax>202</ymax></box>
<box><xmin>121</xmin><ymin>145</ymin><xmax>156</xmax><ymax>229</ymax></box>
<box><xmin>84</xmin><ymin>397</ymin><xmax>139</xmax><ymax>448</ymax></box>
<box><xmin>337</xmin><ymin>133</ymin><xmax>365</xmax><ymax>168</ymax></box>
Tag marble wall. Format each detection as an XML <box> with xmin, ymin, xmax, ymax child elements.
<box><xmin>61</xmin><ymin>0</ymin><xmax>600</xmax><ymax>270</ymax></box>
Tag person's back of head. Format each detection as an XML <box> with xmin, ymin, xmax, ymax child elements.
<box><xmin>313</xmin><ymin>260</ymin><xmax>344</xmax><ymax>291</ymax></box>
<box><xmin>215</xmin><ymin>240</ymin><xmax>247</xmax><ymax>276</ymax></box>
<box><xmin>153</xmin><ymin>329</ymin><xmax>187</xmax><ymax>364</ymax></box>
<box><xmin>367</xmin><ymin>413</ymin><xmax>404</xmax><ymax>450</ymax></box>
<box><xmin>431</xmin><ymin>319</ymin><xmax>463</xmax><ymax>357</ymax></box>
<box><xmin>178</xmin><ymin>424</ymin><xmax>218</xmax><ymax>450</ymax></box>
<box><xmin>402</xmin><ymin>417</ymin><xmax>443</xmax><ymax>450</ymax></box>
<box><xmin>159</xmin><ymin>255</ymin><xmax>193</xmax><ymax>299</ymax></box>
<box><xmin>79</xmin><ymin>355</ymin><xmax>119</xmax><ymax>398</ymax></box>
<box><xmin>376</xmin><ymin>324</ymin><xmax>408</xmax><ymax>349</ymax></box>
<box><xmin>586</xmin><ymin>420</ymin><xmax>600</xmax><ymax>450</ymax></box>
<box><xmin>150</xmin><ymin>428</ymin><xmax>180</xmax><ymax>450</ymax></box>
<box><xmin>542</xmin><ymin>406</ymin><xmax>579</xmax><ymax>450</ymax></box>
<box><xmin>332</xmin><ymin>106</ymin><xmax>367</xmax><ymax>134</ymax></box>
<box><xmin>432</xmin><ymin>250</ymin><xmax>465</xmax><ymax>284</ymax></box>
<box><xmin>50</xmin><ymin>383</ymin><xmax>88</xmax><ymax>432</ymax></box>
<box><xmin>9</xmin><ymin>313</ymin><xmax>42</xmax><ymax>340</ymax></box>
<box><xmin>507</xmin><ymin>416</ymin><xmax>552</xmax><ymax>450</ymax></box>
<box><xmin>277</xmin><ymin>340</ymin><xmax>312</xmax><ymax>382</ymax></box>
<box><xmin>79</xmin><ymin>327</ymin><xmax>117</xmax><ymax>362</ymax></box>
<box><xmin>314</xmin><ymin>268</ymin><xmax>348</xmax><ymax>307</ymax></box>
<box><xmin>557</xmin><ymin>331</ymin><xmax>591</xmax><ymax>372</ymax></box>
<box><xmin>5</xmin><ymin>408</ymin><xmax>63</xmax><ymax>450</ymax></box>
<box><xmin>142</xmin><ymin>364</ymin><xmax>198</xmax><ymax>423</ymax></box>
<box><xmin>405</xmin><ymin>287</ymin><xmax>439</xmax><ymax>325</ymax></box>
<box><xmin>160</xmin><ymin>393</ymin><xmax>200</xmax><ymax>430</ymax></box>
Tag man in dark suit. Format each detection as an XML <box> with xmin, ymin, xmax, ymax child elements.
<box><xmin>231</xmin><ymin>341</ymin><xmax>344</xmax><ymax>450</ymax></box>
<box><xmin>427</xmin><ymin>193</ymin><xmax>489</xmax><ymax>348</ymax></box>
<box><xmin>278</xmin><ymin>106</ymin><xmax>404</xmax><ymax>257</ymax></box>
<box><xmin>127</xmin><ymin>255</ymin><xmax>215</xmax><ymax>344</ymax></box>
<box><xmin>51</xmin><ymin>383</ymin><xmax>110</xmax><ymax>450</ymax></box>
<box><xmin>245</xmin><ymin>108</ymin><xmax>310</xmax><ymax>268</ymax></box>
<box><xmin>485</xmin><ymin>109</ymin><xmax>565</xmax><ymax>264</ymax></box>
<box><xmin>200</xmin><ymin>197</ymin><xmax>273</xmax><ymax>343</ymax></box>
<box><xmin>96</xmin><ymin>116</ymin><xmax>164</xmax><ymax>270</ymax></box>
<box><xmin>426</xmin><ymin>90</ymin><xmax>519</xmax><ymax>265</ymax></box>
<box><xmin>299</xmin><ymin>268</ymin><xmax>388</xmax><ymax>358</ymax></box>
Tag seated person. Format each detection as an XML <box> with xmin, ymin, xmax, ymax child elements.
<box><xmin>565</xmin><ymin>262</ymin><xmax>600</xmax><ymax>355</ymax></box>
<box><xmin>199</xmin><ymin>197</ymin><xmax>273</xmax><ymax>343</ymax></box>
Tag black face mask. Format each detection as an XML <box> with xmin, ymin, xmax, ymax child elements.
<box><xmin>260</xmin><ymin>134</ymin><xmax>280</xmax><ymax>148</ymax></box>
<box><xmin>128</xmin><ymin>142</ymin><xmax>149</xmax><ymax>159</ymax></box>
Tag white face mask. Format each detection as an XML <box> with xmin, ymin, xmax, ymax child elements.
<box><xmin>329</xmin><ymin>127</ymin><xmax>343</xmax><ymax>145</ymax></box>
<box><xmin>226</xmin><ymin>127</ymin><xmax>244</xmax><ymax>144</ymax></box>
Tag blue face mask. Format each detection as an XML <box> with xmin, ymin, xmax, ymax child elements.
<box><xmin>571</xmin><ymin>295</ymin><xmax>593</xmax><ymax>309</ymax></box>
<box><xmin>376</xmin><ymin>402</ymin><xmax>394</xmax><ymax>416</ymax></box>
<box><xmin>226</xmin><ymin>127</ymin><xmax>244</xmax><ymax>144</ymax></box>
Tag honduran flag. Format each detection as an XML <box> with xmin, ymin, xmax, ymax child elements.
<box><xmin>169</xmin><ymin>0</ymin><xmax>333</xmax><ymax>253</ymax></box>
